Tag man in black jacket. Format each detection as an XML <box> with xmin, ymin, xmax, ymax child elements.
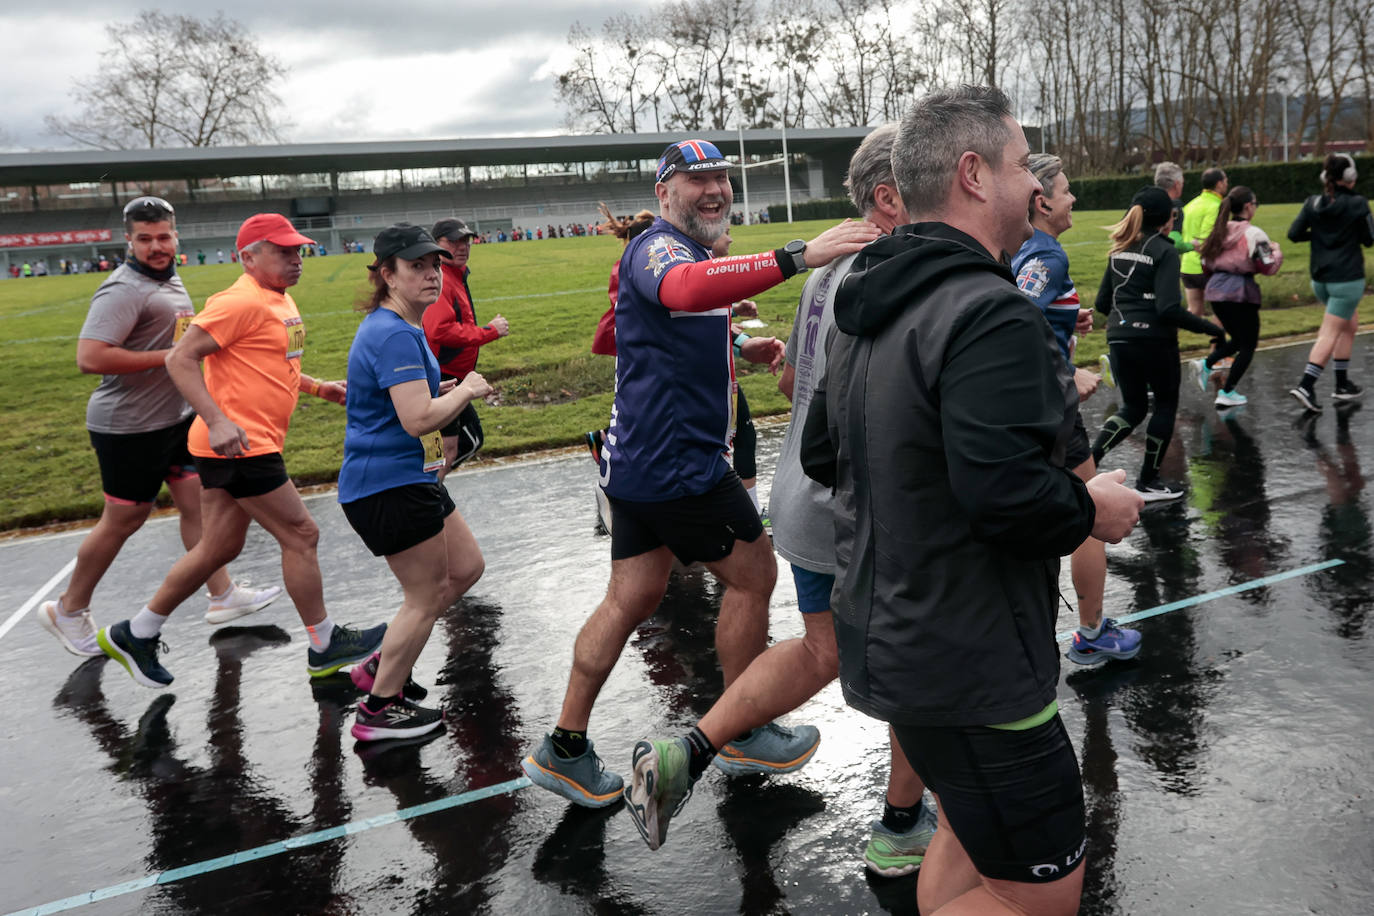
<box><xmin>803</xmin><ymin>86</ymin><xmax>1142</xmax><ymax>915</ymax></box>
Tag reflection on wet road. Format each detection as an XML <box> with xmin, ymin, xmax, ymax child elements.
<box><xmin>3</xmin><ymin>341</ymin><xmax>1373</xmax><ymax>915</ymax></box>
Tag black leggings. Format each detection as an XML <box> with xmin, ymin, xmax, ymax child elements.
<box><xmin>1205</xmin><ymin>301</ymin><xmax>1259</xmax><ymax>391</ymax></box>
<box><xmin>733</xmin><ymin>387</ymin><xmax>757</xmax><ymax>480</ymax></box>
<box><xmin>1092</xmin><ymin>340</ymin><xmax>1181</xmax><ymax>488</ymax></box>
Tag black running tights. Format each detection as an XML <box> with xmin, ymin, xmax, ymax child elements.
<box><xmin>1206</xmin><ymin>301</ymin><xmax>1260</xmax><ymax>391</ymax></box>
<box><xmin>1093</xmin><ymin>340</ymin><xmax>1181</xmax><ymax>486</ymax></box>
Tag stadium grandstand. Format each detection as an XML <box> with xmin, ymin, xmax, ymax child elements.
<box><xmin>0</xmin><ymin>128</ymin><xmax>872</xmax><ymax>271</ymax></box>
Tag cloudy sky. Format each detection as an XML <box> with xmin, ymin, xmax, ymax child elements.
<box><xmin>0</xmin><ymin>1</ymin><xmax>627</xmax><ymax>151</ymax></box>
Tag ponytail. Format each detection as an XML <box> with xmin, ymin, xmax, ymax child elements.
<box><xmin>1108</xmin><ymin>206</ymin><xmax>1145</xmax><ymax>253</ymax></box>
<box><xmin>1199</xmin><ymin>186</ymin><xmax>1255</xmax><ymax>263</ymax></box>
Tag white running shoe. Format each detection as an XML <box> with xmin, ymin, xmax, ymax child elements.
<box><xmin>37</xmin><ymin>600</ymin><xmax>102</xmax><ymax>656</ymax></box>
<box><xmin>205</xmin><ymin>582</ymin><xmax>283</xmax><ymax>626</ymax></box>
<box><xmin>1136</xmin><ymin>481</ymin><xmax>1184</xmax><ymax>502</ymax></box>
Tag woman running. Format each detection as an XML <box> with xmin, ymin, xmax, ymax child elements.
<box><xmin>1092</xmin><ymin>186</ymin><xmax>1225</xmax><ymax>501</ymax></box>
<box><xmin>1191</xmin><ymin>186</ymin><xmax>1283</xmax><ymax>408</ymax></box>
<box><xmin>1287</xmin><ymin>153</ymin><xmax>1374</xmax><ymax>412</ymax></box>
<box><xmin>339</xmin><ymin>223</ymin><xmax>492</xmax><ymax>742</ymax></box>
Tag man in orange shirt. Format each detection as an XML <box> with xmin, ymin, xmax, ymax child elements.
<box><xmin>97</xmin><ymin>214</ymin><xmax>386</xmax><ymax>688</ymax></box>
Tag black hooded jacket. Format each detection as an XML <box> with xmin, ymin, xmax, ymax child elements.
<box><xmin>1288</xmin><ymin>186</ymin><xmax>1374</xmax><ymax>283</ymax></box>
<box><xmin>801</xmin><ymin>222</ymin><xmax>1095</xmax><ymax>727</ymax></box>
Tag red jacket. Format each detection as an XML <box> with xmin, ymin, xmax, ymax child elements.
<box><xmin>591</xmin><ymin>260</ymin><xmax>619</xmax><ymax>356</ymax></box>
<box><xmin>423</xmin><ymin>260</ymin><xmax>500</xmax><ymax>377</ymax></box>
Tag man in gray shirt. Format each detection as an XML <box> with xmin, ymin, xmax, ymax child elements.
<box><xmin>36</xmin><ymin>197</ymin><xmax>279</xmax><ymax>658</ymax></box>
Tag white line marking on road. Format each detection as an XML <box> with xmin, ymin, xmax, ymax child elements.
<box><xmin>0</xmin><ymin>557</ymin><xmax>77</xmax><ymax>642</ymax></box>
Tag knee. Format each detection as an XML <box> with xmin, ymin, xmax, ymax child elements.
<box><xmin>281</xmin><ymin>516</ymin><xmax>320</xmax><ymax>552</ymax></box>
<box><xmin>446</xmin><ymin>553</ymin><xmax>484</xmax><ymax>603</ymax></box>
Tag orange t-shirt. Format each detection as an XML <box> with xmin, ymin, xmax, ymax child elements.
<box><xmin>187</xmin><ymin>273</ymin><xmax>306</xmax><ymax>458</ymax></box>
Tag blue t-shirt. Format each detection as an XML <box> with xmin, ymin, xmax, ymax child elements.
<box><xmin>339</xmin><ymin>308</ymin><xmax>441</xmax><ymax>503</ymax></box>
<box><xmin>600</xmin><ymin>217</ymin><xmax>734</xmax><ymax>501</ymax></box>
<box><xmin>1012</xmin><ymin>229</ymin><xmax>1080</xmax><ymax>365</ymax></box>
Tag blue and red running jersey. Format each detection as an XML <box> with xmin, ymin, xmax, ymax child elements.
<box><xmin>1012</xmin><ymin>228</ymin><xmax>1081</xmax><ymax>366</ymax></box>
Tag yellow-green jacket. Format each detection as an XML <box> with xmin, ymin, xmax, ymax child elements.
<box><xmin>1180</xmin><ymin>190</ymin><xmax>1223</xmax><ymax>274</ymax></box>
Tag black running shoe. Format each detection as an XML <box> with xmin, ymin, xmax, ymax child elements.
<box><xmin>1289</xmin><ymin>386</ymin><xmax>1322</xmax><ymax>412</ymax></box>
<box><xmin>351</xmin><ymin>695</ymin><xmax>444</xmax><ymax>742</ymax></box>
<box><xmin>1333</xmin><ymin>381</ymin><xmax>1364</xmax><ymax>402</ymax></box>
<box><xmin>307</xmin><ymin>622</ymin><xmax>387</xmax><ymax>678</ymax></box>
<box><xmin>97</xmin><ymin>620</ymin><xmax>173</xmax><ymax>687</ymax></box>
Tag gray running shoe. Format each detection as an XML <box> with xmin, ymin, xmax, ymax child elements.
<box><xmin>521</xmin><ymin>735</ymin><xmax>624</xmax><ymax>808</ymax></box>
<box><xmin>712</xmin><ymin>721</ymin><xmax>821</xmax><ymax>776</ymax></box>
<box><xmin>863</xmin><ymin>800</ymin><xmax>938</xmax><ymax>877</ymax></box>
<box><xmin>97</xmin><ymin>620</ymin><xmax>173</xmax><ymax>687</ymax></box>
<box><xmin>625</xmin><ymin>737</ymin><xmax>694</xmax><ymax>851</ymax></box>
<box><xmin>306</xmin><ymin>622</ymin><xmax>387</xmax><ymax>677</ymax></box>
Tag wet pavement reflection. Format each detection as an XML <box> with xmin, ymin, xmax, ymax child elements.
<box><xmin>3</xmin><ymin>341</ymin><xmax>1373</xmax><ymax>915</ymax></box>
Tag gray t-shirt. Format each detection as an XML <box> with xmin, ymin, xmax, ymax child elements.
<box><xmin>79</xmin><ymin>263</ymin><xmax>195</xmax><ymax>434</ymax></box>
<box><xmin>769</xmin><ymin>252</ymin><xmax>858</xmax><ymax>574</ymax></box>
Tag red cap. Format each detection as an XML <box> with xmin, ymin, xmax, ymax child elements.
<box><xmin>235</xmin><ymin>213</ymin><xmax>316</xmax><ymax>252</ymax></box>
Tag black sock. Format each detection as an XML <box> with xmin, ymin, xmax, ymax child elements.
<box><xmin>551</xmin><ymin>726</ymin><xmax>588</xmax><ymax>759</ymax></box>
<box><xmin>364</xmin><ymin>692</ymin><xmax>395</xmax><ymax>712</ymax></box>
<box><xmin>881</xmin><ymin>800</ymin><xmax>923</xmax><ymax>833</ymax></box>
<box><xmin>1335</xmin><ymin>359</ymin><xmax>1350</xmax><ymax>387</ymax></box>
<box><xmin>684</xmin><ymin>726</ymin><xmax>717</xmax><ymax>781</ymax></box>
<box><xmin>1302</xmin><ymin>362</ymin><xmax>1323</xmax><ymax>393</ymax></box>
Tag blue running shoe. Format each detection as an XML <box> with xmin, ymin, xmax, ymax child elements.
<box><xmin>864</xmin><ymin>798</ymin><xmax>938</xmax><ymax>877</ymax></box>
<box><xmin>1067</xmin><ymin>618</ymin><xmax>1142</xmax><ymax>666</ymax></box>
<box><xmin>521</xmin><ymin>735</ymin><xmax>624</xmax><ymax>808</ymax></box>
<box><xmin>97</xmin><ymin>620</ymin><xmax>173</xmax><ymax>687</ymax></box>
<box><xmin>1191</xmin><ymin>358</ymin><xmax>1210</xmax><ymax>393</ymax></box>
<box><xmin>625</xmin><ymin>737</ymin><xmax>694</xmax><ymax>851</ymax></box>
<box><xmin>712</xmin><ymin>721</ymin><xmax>820</xmax><ymax>776</ymax></box>
<box><xmin>1215</xmin><ymin>389</ymin><xmax>1248</xmax><ymax>408</ymax></box>
<box><xmin>306</xmin><ymin>622</ymin><xmax>387</xmax><ymax>678</ymax></box>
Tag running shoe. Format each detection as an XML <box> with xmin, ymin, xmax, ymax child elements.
<box><xmin>97</xmin><ymin>620</ymin><xmax>173</xmax><ymax>687</ymax></box>
<box><xmin>1333</xmin><ymin>381</ymin><xmax>1364</xmax><ymax>402</ymax></box>
<box><xmin>1289</xmin><ymin>386</ymin><xmax>1322</xmax><ymax>413</ymax></box>
<box><xmin>351</xmin><ymin>694</ymin><xmax>445</xmax><ymax>742</ymax></box>
<box><xmin>1067</xmin><ymin>617</ymin><xmax>1143</xmax><ymax>666</ymax></box>
<box><xmin>36</xmin><ymin>600</ymin><xmax>101</xmax><ymax>656</ymax></box>
<box><xmin>306</xmin><ymin>622</ymin><xmax>387</xmax><ymax>678</ymax></box>
<box><xmin>349</xmin><ymin>652</ymin><xmax>429</xmax><ymax>701</ymax></box>
<box><xmin>205</xmin><ymin>581</ymin><xmax>283</xmax><ymax>626</ymax></box>
<box><xmin>712</xmin><ymin>721</ymin><xmax>821</xmax><ymax>776</ymax></box>
<box><xmin>1135</xmin><ymin>480</ymin><xmax>1184</xmax><ymax>502</ymax></box>
<box><xmin>1098</xmin><ymin>354</ymin><xmax>1116</xmax><ymax>389</ymax></box>
<box><xmin>1213</xmin><ymin>356</ymin><xmax>1234</xmax><ymax>371</ymax></box>
<box><xmin>584</xmin><ymin>429</ymin><xmax>604</xmax><ymax>465</ymax></box>
<box><xmin>521</xmin><ymin>735</ymin><xmax>624</xmax><ymax>807</ymax></box>
<box><xmin>1191</xmin><ymin>358</ymin><xmax>1210</xmax><ymax>393</ymax></box>
<box><xmin>864</xmin><ymin>802</ymin><xmax>938</xmax><ymax>877</ymax></box>
<box><xmin>1214</xmin><ymin>389</ymin><xmax>1248</xmax><ymax>408</ymax></box>
<box><xmin>625</xmin><ymin>737</ymin><xmax>695</xmax><ymax>851</ymax></box>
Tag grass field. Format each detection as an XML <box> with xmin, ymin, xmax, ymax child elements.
<box><xmin>1</xmin><ymin>204</ymin><xmax>1367</xmax><ymax>530</ymax></box>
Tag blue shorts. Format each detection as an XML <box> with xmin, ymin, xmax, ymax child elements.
<box><xmin>790</xmin><ymin>565</ymin><xmax>835</xmax><ymax>615</ymax></box>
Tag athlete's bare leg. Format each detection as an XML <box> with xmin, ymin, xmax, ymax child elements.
<box><xmin>145</xmin><ymin>487</ymin><xmax>251</xmax><ymax>617</ymax></box>
<box><xmin>703</xmin><ymin>531</ymin><xmax>777</xmax><ymax>687</ymax></box>
<box><xmin>1070</xmin><ymin>455</ymin><xmax>1106</xmax><ymax>629</ymax></box>
<box><xmin>61</xmin><ymin>500</ymin><xmax>155</xmax><ymax>611</ymax></box>
<box><xmin>165</xmin><ymin>475</ymin><xmax>232</xmax><ymax>597</ymax></box>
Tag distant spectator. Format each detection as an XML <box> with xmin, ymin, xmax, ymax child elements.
<box><xmin>216</xmin><ymin>248</ymin><xmax>225</xmax><ymax>263</ymax></box>
<box><xmin>197</xmin><ymin>250</ymin><xmax>206</xmax><ymax>265</ymax></box>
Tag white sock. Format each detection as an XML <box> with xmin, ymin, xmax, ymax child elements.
<box><xmin>56</xmin><ymin>597</ymin><xmax>88</xmax><ymax>617</ymax></box>
<box><xmin>746</xmin><ymin>485</ymin><xmax>761</xmax><ymax>513</ymax></box>
<box><xmin>130</xmin><ymin>606</ymin><xmax>169</xmax><ymax>640</ymax></box>
<box><xmin>306</xmin><ymin>615</ymin><xmax>335</xmax><ymax>650</ymax></box>
<box><xmin>1077</xmin><ymin>619</ymin><xmax>1104</xmax><ymax>640</ymax></box>
<box><xmin>207</xmin><ymin>582</ymin><xmax>235</xmax><ymax>601</ymax></box>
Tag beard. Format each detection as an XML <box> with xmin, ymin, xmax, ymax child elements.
<box><xmin>667</xmin><ymin>186</ymin><xmax>731</xmax><ymax>246</ymax></box>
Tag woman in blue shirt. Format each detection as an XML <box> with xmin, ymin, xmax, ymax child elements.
<box><xmin>339</xmin><ymin>223</ymin><xmax>492</xmax><ymax>743</ymax></box>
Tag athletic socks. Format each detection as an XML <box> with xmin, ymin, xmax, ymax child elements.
<box><xmin>684</xmin><ymin>725</ymin><xmax>717</xmax><ymax>780</ymax></box>
<box><xmin>1301</xmin><ymin>362</ymin><xmax>1324</xmax><ymax>393</ymax></box>
<box><xmin>129</xmin><ymin>606</ymin><xmax>169</xmax><ymax>640</ymax></box>
<box><xmin>1334</xmin><ymin>359</ymin><xmax>1350</xmax><ymax>388</ymax></box>
<box><xmin>364</xmin><ymin>693</ymin><xmax>395</xmax><ymax>712</ymax></box>
<box><xmin>551</xmin><ymin>726</ymin><xmax>589</xmax><ymax>759</ymax></box>
<box><xmin>55</xmin><ymin>597</ymin><xmax>88</xmax><ymax>617</ymax></box>
<box><xmin>881</xmin><ymin>800</ymin><xmax>924</xmax><ymax>834</ymax></box>
<box><xmin>305</xmin><ymin>616</ymin><xmax>336</xmax><ymax>650</ymax></box>
<box><xmin>207</xmin><ymin>583</ymin><xmax>234</xmax><ymax>602</ymax></box>
<box><xmin>1077</xmin><ymin>618</ymin><xmax>1104</xmax><ymax>640</ymax></box>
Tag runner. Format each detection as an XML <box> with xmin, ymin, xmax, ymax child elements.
<box><xmin>1191</xmin><ymin>186</ymin><xmax>1283</xmax><ymax>408</ymax></box>
<box><xmin>37</xmin><ymin>197</ymin><xmax>281</xmax><ymax>657</ymax></box>
<box><xmin>519</xmin><ymin>139</ymin><xmax>877</xmax><ymax>824</ymax></box>
<box><xmin>1013</xmin><ymin>156</ymin><xmax>1143</xmax><ymax>666</ymax></box>
<box><xmin>1287</xmin><ymin>153</ymin><xmax>1374</xmax><ymax>412</ymax></box>
<box><xmin>1180</xmin><ymin>168</ymin><xmax>1228</xmax><ymax>317</ymax></box>
<box><xmin>96</xmin><ymin>213</ymin><xmax>386</xmax><ymax>688</ymax></box>
<box><xmin>1091</xmin><ymin>187</ymin><xmax>1226</xmax><ymax>501</ymax></box>
<box><xmin>340</xmin><ymin>224</ymin><xmax>493</xmax><ymax>742</ymax></box>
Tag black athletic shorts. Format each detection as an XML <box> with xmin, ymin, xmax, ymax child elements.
<box><xmin>89</xmin><ymin>415</ymin><xmax>198</xmax><ymax>504</ymax></box>
<box><xmin>342</xmin><ymin>481</ymin><xmax>455</xmax><ymax>557</ymax></box>
<box><xmin>608</xmin><ymin>469</ymin><xmax>764</xmax><ymax>565</ymax></box>
<box><xmin>1065</xmin><ymin>409</ymin><xmax>1092</xmax><ymax>470</ymax></box>
<box><xmin>1180</xmin><ymin>272</ymin><xmax>1207</xmax><ymax>291</ymax></box>
<box><xmin>194</xmin><ymin>453</ymin><xmax>290</xmax><ymax>499</ymax></box>
<box><xmin>891</xmin><ymin>711</ymin><xmax>1086</xmax><ymax>884</ymax></box>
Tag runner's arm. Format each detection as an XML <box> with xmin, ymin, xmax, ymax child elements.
<box><xmin>389</xmin><ymin>372</ymin><xmax>491</xmax><ymax>437</ymax></box>
<box><xmin>164</xmin><ymin>325</ymin><xmax>249</xmax><ymax>456</ymax></box>
<box><xmin>76</xmin><ymin>339</ymin><xmax>171</xmax><ymax>374</ymax></box>
<box><xmin>299</xmin><ymin>373</ymin><xmax>346</xmax><ymax>404</ymax></box>
<box><xmin>423</xmin><ymin>298</ymin><xmax>501</xmax><ymax>349</ymax></box>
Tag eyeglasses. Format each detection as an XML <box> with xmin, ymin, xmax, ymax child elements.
<box><xmin>122</xmin><ymin>196</ymin><xmax>175</xmax><ymax>221</ymax></box>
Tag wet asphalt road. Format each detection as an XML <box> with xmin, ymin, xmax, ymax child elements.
<box><xmin>1</xmin><ymin>339</ymin><xmax>1372</xmax><ymax>916</ymax></box>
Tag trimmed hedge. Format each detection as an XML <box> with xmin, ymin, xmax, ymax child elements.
<box><xmin>775</xmin><ymin>154</ymin><xmax>1374</xmax><ymax>221</ymax></box>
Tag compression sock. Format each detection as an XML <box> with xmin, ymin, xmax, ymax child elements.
<box><xmin>305</xmin><ymin>616</ymin><xmax>335</xmax><ymax>650</ymax></box>
<box><xmin>1334</xmin><ymin>359</ymin><xmax>1350</xmax><ymax>387</ymax></box>
<box><xmin>1139</xmin><ymin>434</ymin><xmax>1169</xmax><ymax>488</ymax></box>
<box><xmin>551</xmin><ymin>726</ymin><xmax>589</xmax><ymax>759</ymax></box>
<box><xmin>881</xmin><ymin>800</ymin><xmax>924</xmax><ymax>834</ymax></box>
<box><xmin>129</xmin><ymin>606</ymin><xmax>169</xmax><ymax>640</ymax></box>
<box><xmin>1091</xmin><ymin>415</ymin><xmax>1133</xmax><ymax>463</ymax></box>
<box><xmin>1301</xmin><ymin>362</ymin><xmax>1323</xmax><ymax>393</ymax></box>
<box><xmin>684</xmin><ymin>726</ymin><xmax>717</xmax><ymax>780</ymax></box>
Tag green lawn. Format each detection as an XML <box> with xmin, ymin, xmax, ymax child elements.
<box><xmin>0</xmin><ymin>206</ymin><xmax>1365</xmax><ymax>530</ymax></box>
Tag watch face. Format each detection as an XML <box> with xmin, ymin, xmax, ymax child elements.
<box><xmin>785</xmin><ymin>239</ymin><xmax>805</xmax><ymax>254</ymax></box>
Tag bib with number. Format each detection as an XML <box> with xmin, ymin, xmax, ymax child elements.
<box><xmin>283</xmin><ymin>315</ymin><xmax>305</xmax><ymax>360</ymax></box>
<box><xmin>420</xmin><ymin>430</ymin><xmax>445</xmax><ymax>473</ymax></box>
<box><xmin>173</xmin><ymin>309</ymin><xmax>195</xmax><ymax>342</ymax></box>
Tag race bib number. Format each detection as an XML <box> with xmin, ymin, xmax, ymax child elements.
<box><xmin>173</xmin><ymin>310</ymin><xmax>194</xmax><ymax>342</ymax></box>
<box><xmin>283</xmin><ymin>316</ymin><xmax>305</xmax><ymax>360</ymax></box>
<box><xmin>420</xmin><ymin>430</ymin><xmax>445</xmax><ymax>473</ymax></box>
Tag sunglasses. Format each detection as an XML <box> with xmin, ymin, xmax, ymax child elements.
<box><xmin>122</xmin><ymin>196</ymin><xmax>175</xmax><ymax>222</ymax></box>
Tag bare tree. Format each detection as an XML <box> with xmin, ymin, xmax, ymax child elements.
<box><xmin>46</xmin><ymin>11</ymin><xmax>288</xmax><ymax>150</ymax></box>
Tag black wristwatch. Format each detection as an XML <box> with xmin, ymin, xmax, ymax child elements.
<box><xmin>777</xmin><ymin>239</ymin><xmax>808</xmax><ymax>278</ymax></box>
